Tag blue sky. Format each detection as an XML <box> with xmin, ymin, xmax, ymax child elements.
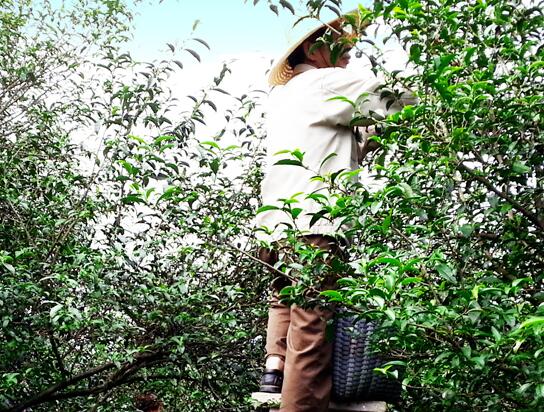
<box><xmin>129</xmin><ymin>0</ymin><xmax>368</xmax><ymax>60</ymax></box>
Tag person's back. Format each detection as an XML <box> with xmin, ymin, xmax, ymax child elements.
<box><xmin>259</xmin><ymin>67</ymin><xmax>357</xmax><ymax>240</ymax></box>
<box><xmin>258</xmin><ymin>64</ymin><xmax>409</xmax><ymax>241</ymax></box>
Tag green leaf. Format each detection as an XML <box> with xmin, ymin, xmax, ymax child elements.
<box><xmin>291</xmin><ymin>149</ymin><xmax>304</xmax><ymax>162</ymax></box>
<box><xmin>519</xmin><ymin>316</ymin><xmax>544</xmax><ymax>329</ymax></box>
<box><xmin>121</xmin><ymin>194</ymin><xmax>145</xmax><ymax>204</ymax></box>
<box><xmin>410</xmin><ymin>44</ymin><xmax>422</xmax><ymax>63</ymax></box>
<box><xmin>398</xmin><ymin>182</ymin><xmax>415</xmax><ymax>198</ymax></box>
<box><xmin>306</xmin><ymin>193</ymin><xmax>328</xmax><ymax>203</ymax></box>
<box><xmin>464</xmin><ymin>47</ymin><xmax>477</xmax><ymax>65</ymax></box>
<box><xmin>517</xmin><ymin>382</ymin><xmax>533</xmax><ymax>395</ymax></box>
<box><xmin>436</xmin><ymin>263</ymin><xmax>457</xmax><ymax>283</ymax></box>
<box><xmin>145</xmin><ymin>188</ymin><xmax>155</xmax><ymax>199</ymax></box>
<box><xmin>118</xmin><ymin>160</ymin><xmax>138</xmax><ymax>175</ymax></box>
<box><xmin>203</xmin><ymin>100</ymin><xmax>217</xmax><ymax>111</ymax></box>
<box><xmin>256</xmin><ymin>205</ymin><xmax>279</xmax><ymax>214</ymax></box>
<box><xmin>320</xmin><ymin>290</ymin><xmax>343</xmax><ymax>302</ymax></box>
<box><xmin>491</xmin><ymin>326</ymin><xmax>501</xmax><ymax>342</ymax></box>
<box><xmin>159</xmin><ymin>186</ymin><xmax>180</xmax><ymax>202</ymax></box>
<box><xmin>326</xmin><ymin>95</ymin><xmax>356</xmax><ymax>108</ymax></box>
<box><xmin>200</xmin><ymin>140</ymin><xmax>220</xmax><ymax>149</ymax></box>
<box><xmin>512</xmin><ymin>277</ymin><xmax>532</xmax><ymax>287</ymax></box>
<box><xmin>2</xmin><ymin>263</ymin><xmax>15</xmax><ymax>274</ymax></box>
<box><xmin>337</xmin><ymin>277</ymin><xmax>357</xmax><ymax>287</ymax></box>
<box><xmin>154</xmin><ymin>135</ymin><xmax>175</xmax><ymax>144</ymax></box>
<box><xmin>459</xmin><ymin>224</ymin><xmax>474</xmax><ymax>237</ymax></box>
<box><xmin>369</xmin><ymin>295</ymin><xmax>385</xmax><ymax>308</ymax></box>
<box><xmin>512</xmin><ymin>161</ymin><xmax>531</xmax><ymax>174</ymax></box>
<box><xmin>400</xmin><ymin>277</ymin><xmax>422</xmax><ymax>286</ymax></box>
<box><xmin>212</xmin><ymin>87</ymin><xmax>230</xmax><ymax>95</ymax></box>
<box><xmin>185</xmin><ymin>48</ymin><xmax>201</xmax><ymax>62</ymax></box>
<box><xmin>279</xmin><ymin>0</ymin><xmax>295</xmax><ymax>14</ymax></box>
<box><xmin>370</xmin><ymin>200</ymin><xmax>382</xmax><ymax>214</ymax></box>
<box><xmin>536</xmin><ymin>384</ymin><xmax>544</xmax><ymax>399</ymax></box>
<box><xmin>50</xmin><ymin>304</ymin><xmax>63</xmax><ymax>319</ymax></box>
<box><xmin>274</xmin><ymin>159</ymin><xmax>304</xmax><ymax>167</ymax></box>
<box><xmin>319</xmin><ymin>152</ymin><xmax>337</xmax><ymax>169</ymax></box>
<box><xmin>309</xmin><ymin>210</ymin><xmax>328</xmax><ymax>227</ymax></box>
<box><xmin>192</xmin><ymin>38</ymin><xmax>210</xmax><ymax>50</ymax></box>
<box><xmin>210</xmin><ymin>158</ymin><xmax>220</xmax><ymax>174</ymax></box>
<box><xmin>369</xmin><ymin>257</ymin><xmax>402</xmax><ymax>267</ymax></box>
<box><xmin>290</xmin><ymin>208</ymin><xmax>303</xmax><ymax>219</ymax></box>
<box><xmin>384</xmin><ymin>308</ymin><xmax>395</xmax><ymax>321</ymax></box>
<box><xmin>350</xmin><ymin>115</ymin><xmax>375</xmax><ymax>127</ymax></box>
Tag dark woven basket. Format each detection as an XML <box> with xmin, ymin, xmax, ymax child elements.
<box><xmin>331</xmin><ymin>313</ymin><xmax>402</xmax><ymax>403</ymax></box>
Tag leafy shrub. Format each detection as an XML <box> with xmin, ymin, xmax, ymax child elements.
<box><xmin>1</xmin><ymin>0</ymin><xmax>542</xmax><ymax>411</ymax></box>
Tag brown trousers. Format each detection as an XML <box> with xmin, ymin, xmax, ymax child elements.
<box><xmin>260</xmin><ymin>236</ymin><xmax>342</xmax><ymax>412</ymax></box>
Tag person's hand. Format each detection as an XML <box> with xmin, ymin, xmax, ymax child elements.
<box><xmin>356</xmin><ymin>125</ymin><xmax>382</xmax><ymax>164</ymax></box>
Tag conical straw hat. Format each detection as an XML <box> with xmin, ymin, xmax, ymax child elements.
<box><xmin>268</xmin><ymin>10</ymin><xmax>369</xmax><ymax>86</ymax></box>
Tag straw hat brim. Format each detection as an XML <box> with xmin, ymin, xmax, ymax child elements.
<box><xmin>268</xmin><ymin>10</ymin><xmax>367</xmax><ymax>86</ymax></box>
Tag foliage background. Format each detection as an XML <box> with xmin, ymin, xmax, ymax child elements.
<box><xmin>0</xmin><ymin>0</ymin><xmax>542</xmax><ymax>411</ymax></box>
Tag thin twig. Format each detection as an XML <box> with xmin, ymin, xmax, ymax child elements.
<box><xmin>458</xmin><ymin>162</ymin><xmax>544</xmax><ymax>233</ymax></box>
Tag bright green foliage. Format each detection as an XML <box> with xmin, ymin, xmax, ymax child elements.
<box><xmin>263</xmin><ymin>1</ymin><xmax>543</xmax><ymax>411</ymax></box>
<box><xmin>348</xmin><ymin>1</ymin><xmax>544</xmax><ymax>410</ymax></box>
<box><xmin>1</xmin><ymin>1</ymin><xmax>267</xmax><ymax>411</ymax></box>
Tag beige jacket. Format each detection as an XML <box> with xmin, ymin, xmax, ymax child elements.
<box><xmin>255</xmin><ymin>64</ymin><xmax>415</xmax><ymax>242</ymax></box>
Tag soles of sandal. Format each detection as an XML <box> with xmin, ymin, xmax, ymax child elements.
<box><xmin>259</xmin><ymin>384</ymin><xmax>282</xmax><ymax>393</ymax></box>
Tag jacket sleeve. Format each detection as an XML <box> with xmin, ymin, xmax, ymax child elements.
<box><xmin>320</xmin><ymin>68</ymin><xmax>417</xmax><ymax>127</ymax></box>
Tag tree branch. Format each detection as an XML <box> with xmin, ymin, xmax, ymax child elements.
<box><xmin>458</xmin><ymin>162</ymin><xmax>544</xmax><ymax>233</ymax></box>
<box><xmin>6</xmin><ymin>350</ymin><xmax>170</xmax><ymax>411</ymax></box>
<box><xmin>5</xmin><ymin>361</ymin><xmax>115</xmax><ymax>412</ymax></box>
